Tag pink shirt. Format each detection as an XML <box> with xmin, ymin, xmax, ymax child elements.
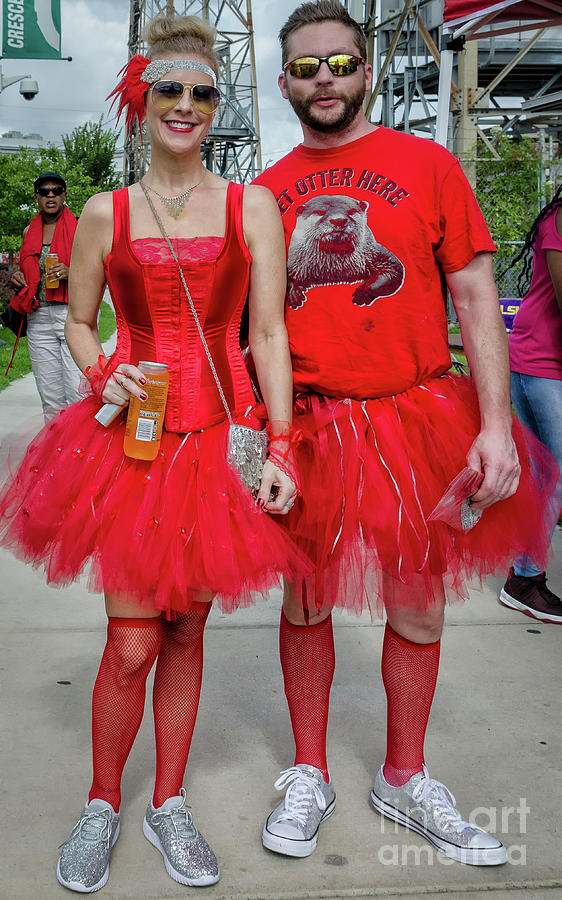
<box><xmin>509</xmin><ymin>206</ymin><xmax>562</xmax><ymax>380</ymax></box>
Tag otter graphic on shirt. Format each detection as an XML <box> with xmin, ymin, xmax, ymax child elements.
<box><xmin>287</xmin><ymin>194</ymin><xmax>405</xmax><ymax>310</ymax></box>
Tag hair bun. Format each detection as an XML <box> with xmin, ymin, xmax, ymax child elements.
<box><xmin>144</xmin><ymin>15</ymin><xmax>218</xmax><ymax>76</ymax></box>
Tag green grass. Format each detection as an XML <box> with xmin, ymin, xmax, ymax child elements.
<box><xmin>0</xmin><ymin>300</ymin><xmax>116</xmax><ymax>393</ymax></box>
<box><xmin>98</xmin><ymin>300</ymin><xmax>117</xmax><ymax>343</ymax></box>
<box><xmin>0</xmin><ymin>331</ymin><xmax>31</xmax><ymax>388</ymax></box>
<box><xmin>450</xmin><ymin>351</ymin><xmax>468</xmax><ymax>369</ymax></box>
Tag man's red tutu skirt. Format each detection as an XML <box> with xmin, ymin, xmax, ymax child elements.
<box><xmin>286</xmin><ymin>373</ymin><xmax>559</xmax><ymax>618</ymax></box>
<box><xmin>0</xmin><ymin>398</ymin><xmax>310</xmax><ymax>617</ymax></box>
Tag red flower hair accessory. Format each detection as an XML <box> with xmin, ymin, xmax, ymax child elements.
<box><xmin>107</xmin><ymin>54</ymin><xmax>151</xmax><ymax>140</ymax></box>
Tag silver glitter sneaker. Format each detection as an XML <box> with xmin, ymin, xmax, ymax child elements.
<box><xmin>262</xmin><ymin>764</ymin><xmax>336</xmax><ymax>857</ymax></box>
<box><xmin>56</xmin><ymin>799</ymin><xmax>120</xmax><ymax>893</ymax></box>
<box><xmin>371</xmin><ymin>765</ymin><xmax>507</xmax><ymax>866</ymax></box>
<box><xmin>143</xmin><ymin>788</ymin><xmax>220</xmax><ymax>886</ymax></box>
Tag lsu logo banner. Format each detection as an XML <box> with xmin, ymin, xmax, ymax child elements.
<box><xmin>2</xmin><ymin>0</ymin><xmax>61</xmax><ymax>59</ymax></box>
<box><xmin>499</xmin><ymin>298</ymin><xmax>521</xmax><ymax>332</ymax></box>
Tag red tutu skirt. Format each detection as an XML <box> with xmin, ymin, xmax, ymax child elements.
<box><xmin>0</xmin><ymin>398</ymin><xmax>311</xmax><ymax>616</ymax></box>
<box><xmin>286</xmin><ymin>373</ymin><xmax>559</xmax><ymax>618</ymax></box>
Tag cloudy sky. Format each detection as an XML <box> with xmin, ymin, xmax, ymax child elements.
<box><xmin>0</xmin><ymin>0</ymin><xmax>308</xmax><ymax>168</ymax></box>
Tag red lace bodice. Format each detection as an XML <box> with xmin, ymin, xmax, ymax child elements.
<box><xmin>104</xmin><ymin>184</ymin><xmax>255</xmax><ymax>432</ymax></box>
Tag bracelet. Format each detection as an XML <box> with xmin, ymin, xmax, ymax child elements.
<box><xmin>266</xmin><ymin>421</ymin><xmax>302</xmax><ymax>493</ymax></box>
<box><xmin>266</xmin><ymin>421</ymin><xmax>302</xmax><ymax>459</ymax></box>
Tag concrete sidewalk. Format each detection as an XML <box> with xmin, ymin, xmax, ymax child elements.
<box><xmin>1</xmin><ymin>372</ymin><xmax>561</xmax><ymax>900</ymax></box>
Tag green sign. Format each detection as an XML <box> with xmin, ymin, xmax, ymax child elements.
<box><xmin>2</xmin><ymin>0</ymin><xmax>61</xmax><ymax>59</ymax></box>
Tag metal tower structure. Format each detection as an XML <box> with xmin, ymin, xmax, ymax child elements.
<box><xmin>359</xmin><ymin>0</ymin><xmax>562</xmax><ymax>157</ymax></box>
<box><xmin>125</xmin><ymin>0</ymin><xmax>261</xmax><ymax>184</ymax></box>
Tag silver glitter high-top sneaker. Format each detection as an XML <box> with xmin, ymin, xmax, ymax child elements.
<box><xmin>371</xmin><ymin>765</ymin><xmax>507</xmax><ymax>865</ymax></box>
<box><xmin>262</xmin><ymin>764</ymin><xmax>336</xmax><ymax>857</ymax></box>
<box><xmin>143</xmin><ymin>788</ymin><xmax>219</xmax><ymax>886</ymax></box>
<box><xmin>56</xmin><ymin>799</ymin><xmax>120</xmax><ymax>893</ymax></box>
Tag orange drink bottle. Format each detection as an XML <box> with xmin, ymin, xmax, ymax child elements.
<box><xmin>45</xmin><ymin>252</ymin><xmax>59</xmax><ymax>288</ymax></box>
<box><xmin>123</xmin><ymin>362</ymin><xmax>170</xmax><ymax>461</ymax></box>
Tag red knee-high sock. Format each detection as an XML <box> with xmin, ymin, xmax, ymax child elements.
<box><xmin>89</xmin><ymin>617</ymin><xmax>162</xmax><ymax>811</ymax></box>
<box><xmin>152</xmin><ymin>603</ymin><xmax>211</xmax><ymax>808</ymax></box>
<box><xmin>279</xmin><ymin>610</ymin><xmax>335</xmax><ymax>783</ymax></box>
<box><xmin>382</xmin><ymin>622</ymin><xmax>440</xmax><ymax>787</ymax></box>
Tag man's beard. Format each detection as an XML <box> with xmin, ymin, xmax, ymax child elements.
<box><xmin>285</xmin><ymin>83</ymin><xmax>365</xmax><ymax>134</ymax></box>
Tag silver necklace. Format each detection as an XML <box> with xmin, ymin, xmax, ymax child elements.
<box><xmin>141</xmin><ymin>178</ymin><xmax>203</xmax><ymax>219</ymax></box>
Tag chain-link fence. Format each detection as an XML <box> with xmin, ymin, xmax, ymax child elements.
<box><xmin>446</xmin><ymin>146</ymin><xmax>560</xmax><ymax>323</ymax></box>
<box><xmin>494</xmin><ymin>242</ymin><xmax>525</xmax><ymax>299</ymax></box>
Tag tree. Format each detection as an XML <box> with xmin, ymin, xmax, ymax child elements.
<box><xmin>475</xmin><ymin>133</ymin><xmax>542</xmax><ymax>256</ymax></box>
<box><xmin>475</xmin><ymin>133</ymin><xmax>544</xmax><ymax>296</ymax></box>
<box><xmin>0</xmin><ymin>147</ymin><xmax>93</xmax><ymax>253</ymax></box>
<box><xmin>62</xmin><ymin>118</ymin><xmax>121</xmax><ymax>193</ymax></box>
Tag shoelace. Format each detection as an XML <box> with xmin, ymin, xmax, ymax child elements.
<box><xmin>152</xmin><ymin>788</ymin><xmax>196</xmax><ymax>840</ymax></box>
<box><xmin>273</xmin><ymin>766</ymin><xmax>327</xmax><ymax>827</ymax></box>
<box><xmin>60</xmin><ymin>808</ymin><xmax>113</xmax><ymax>849</ymax></box>
<box><xmin>410</xmin><ymin>766</ymin><xmax>471</xmax><ymax>835</ymax></box>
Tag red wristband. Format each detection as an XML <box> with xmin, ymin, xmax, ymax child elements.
<box><xmin>266</xmin><ymin>421</ymin><xmax>302</xmax><ymax>493</ymax></box>
<box><xmin>80</xmin><ymin>354</ymin><xmax>119</xmax><ymax>400</ymax></box>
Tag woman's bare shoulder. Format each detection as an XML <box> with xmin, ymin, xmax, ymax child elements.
<box><xmin>80</xmin><ymin>190</ymin><xmax>116</xmax><ymax>224</ymax></box>
<box><xmin>242</xmin><ymin>184</ymin><xmax>281</xmax><ymax>233</ymax></box>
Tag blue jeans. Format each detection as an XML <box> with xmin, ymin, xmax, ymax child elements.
<box><xmin>510</xmin><ymin>371</ymin><xmax>562</xmax><ymax>577</ymax></box>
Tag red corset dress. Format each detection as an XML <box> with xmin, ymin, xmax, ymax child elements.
<box><xmin>0</xmin><ymin>183</ymin><xmax>308</xmax><ymax>616</ymax></box>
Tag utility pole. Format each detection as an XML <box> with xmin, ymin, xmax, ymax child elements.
<box><xmin>456</xmin><ymin>40</ymin><xmax>478</xmax><ymax>189</ymax></box>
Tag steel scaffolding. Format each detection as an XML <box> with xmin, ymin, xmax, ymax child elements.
<box><xmin>360</xmin><ymin>0</ymin><xmax>562</xmax><ymax>155</ymax></box>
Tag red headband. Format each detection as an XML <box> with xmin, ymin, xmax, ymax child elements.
<box><xmin>107</xmin><ymin>54</ymin><xmax>151</xmax><ymax>140</ymax></box>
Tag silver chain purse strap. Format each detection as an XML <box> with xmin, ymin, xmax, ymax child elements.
<box><xmin>140</xmin><ymin>181</ymin><xmax>267</xmax><ymax>495</ymax></box>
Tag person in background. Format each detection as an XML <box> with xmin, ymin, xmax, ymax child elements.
<box><xmin>500</xmin><ymin>185</ymin><xmax>562</xmax><ymax>622</ymax></box>
<box><xmin>10</xmin><ymin>172</ymin><xmax>81</xmax><ymax>421</ymax></box>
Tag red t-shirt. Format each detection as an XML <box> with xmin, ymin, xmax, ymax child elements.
<box><xmin>255</xmin><ymin>127</ymin><xmax>495</xmax><ymax>398</ymax></box>
<box><xmin>509</xmin><ymin>206</ymin><xmax>562</xmax><ymax>381</ymax></box>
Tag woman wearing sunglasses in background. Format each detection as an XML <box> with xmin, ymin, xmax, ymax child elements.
<box><xmin>0</xmin><ymin>14</ymin><xmax>306</xmax><ymax>894</ymax></box>
<box><xmin>9</xmin><ymin>172</ymin><xmax>81</xmax><ymax>421</ymax></box>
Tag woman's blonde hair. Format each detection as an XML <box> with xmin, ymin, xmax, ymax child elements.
<box><xmin>144</xmin><ymin>15</ymin><xmax>219</xmax><ymax>78</ymax></box>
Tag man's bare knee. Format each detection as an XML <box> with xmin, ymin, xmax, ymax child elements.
<box><xmin>386</xmin><ymin>604</ymin><xmax>444</xmax><ymax>644</ymax></box>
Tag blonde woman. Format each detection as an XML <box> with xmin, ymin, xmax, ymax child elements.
<box><xmin>0</xmin><ymin>15</ymin><xmax>305</xmax><ymax>893</ymax></box>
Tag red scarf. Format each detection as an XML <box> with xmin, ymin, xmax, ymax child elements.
<box><xmin>11</xmin><ymin>205</ymin><xmax>78</xmax><ymax>315</ymax></box>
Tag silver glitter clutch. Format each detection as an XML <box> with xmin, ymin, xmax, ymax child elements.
<box><xmin>140</xmin><ymin>182</ymin><xmax>268</xmax><ymax>498</ymax></box>
<box><xmin>227</xmin><ymin>423</ymin><xmax>267</xmax><ymax>496</ymax></box>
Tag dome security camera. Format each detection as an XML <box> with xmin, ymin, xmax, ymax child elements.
<box><xmin>19</xmin><ymin>78</ymin><xmax>38</xmax><ymax>100</ymax></box>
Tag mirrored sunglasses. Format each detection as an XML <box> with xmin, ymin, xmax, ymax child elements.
<box><xmin>150</xmin><ymin>80</ymin><xmax>220</xmax><ymax>114</ymax></box>
<box><xmin>36</xmin><ymin>185</ymin><xmax>65</xmax><ymax>197</ymax></box>
<box><xmin>284</xmin><ymin>54</ymin><xmax>365</xmax><ymax>79</ymax></box>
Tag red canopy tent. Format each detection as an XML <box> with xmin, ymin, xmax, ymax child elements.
<box><xmin>443</xmin><ymin>0</ymin><xmax>562</xmax><ymax>37</ymax></box>
<box><xmin>435</xmin><ymin>0</ymin><xmax>562</xmax><ymax>143</ymax></box>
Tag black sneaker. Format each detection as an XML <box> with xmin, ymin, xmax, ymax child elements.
<box><xmin>500</xmin><ymin>567</ymin><xmax>562</xmax><ymax>624</ymax></box>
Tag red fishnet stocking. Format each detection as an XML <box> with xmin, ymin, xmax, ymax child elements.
<box><xmin>152</xmin><ymin>603</ymin><xmax>211</xmax><ymax>808</ymax></box>
<box><xmin>382</xmin><ymin>622</ymin><xmax>440</xmax><ymax>787</ymax></box>
<box><xmin>279</xmin><ymin>610</ymin><xmax>335</xmax><ymax>782</ymax></box>
<box><xmin>89</xmin><ymin>617</ymin><xmax>162</xmax><ymax>811</ymax></box>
